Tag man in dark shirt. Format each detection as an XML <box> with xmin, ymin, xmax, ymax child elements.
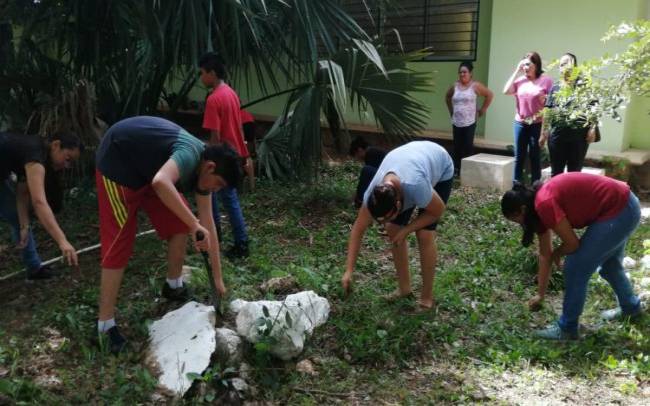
<box><xmin>0</xmin><ymin>132</ymin><xmax>83</xmax><ymax>279</ymax></box>
<box><xmin>349</xmin><ymin>136</ymin><xmax>388</xmax><ymax>208</ymax></box>
<box><xmin>95</xmin><ymin>116</ymin><xmax>241</xmax><ymax>354</ymax></box>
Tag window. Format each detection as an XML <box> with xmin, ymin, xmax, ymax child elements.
<box><xmin>341</xmin><ymin>0</ymin><xmax>480</xmax><ymax>61</ymax></box>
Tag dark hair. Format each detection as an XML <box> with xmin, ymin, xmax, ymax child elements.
<box><xmin>49</xmin><ymin>132</ymin><xmax>84</xmax><ymax>153</ymax></box>
<box><xmin>348</xmin><ymin>136</ymin><xmax>369</xmax><ymax>156</ymax></box>
<box><xmin>202</xmin><ymin>143</ymin><xmax>242</xmax><ymax>188</ymax></box>
<box><xmin>525</xmin><ymin>51</ymin><xmax>544</xmax><ymax>78</ymax></box>
<box><xmin>501</xmin><ymin>181</ymin><xmax>543</xmax><ymax>247</ymax></box>
<box><xmin>198</xmin><ymin>52</ymin><xmax>227</xmax><ymax>80</ymax></box>
<box><xmin>367</xmin><ymin>184</ymin><xmax>398</xmax><ymax>220</ymax></box>
<box><xmin>459</xmin><ymin>61</ymin><xmax>474</xmax><ymax>73</ymax></box>
<box><xmin>563</xmin><ymin>52</ymin><xmax>578</xmax><ymax>66</ymax></box>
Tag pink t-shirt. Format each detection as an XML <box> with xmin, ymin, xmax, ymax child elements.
<box><xmin>203</xmin><ymin>83</ymin><xmax>249</xmax><ymax>157</ymax></box>
<box><xmin>513</xmin><ymin>75</ymin><xmax>553</xmax><ymax>123</ymax></box>
<box><xmin>535</xmin><ymin>172</ymin><xmax>630</xmax><ymax>233</ymax></box>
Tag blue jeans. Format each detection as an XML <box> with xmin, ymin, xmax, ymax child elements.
<box><xmin>558</xmin><ymin>192</ymin><xmax>642</xmax><ymax>334</ymax></box>
<box><xmin>0</xmin><ymin>179</ymin><xmax>42</xmax><ymax>270</ymax></box>
<box><xmin>211</xmin><ymin>186</ymin><xmax>248</xmax><ymax>244</ymax></box>
<box><xmin>513</xmin><ymin>121</ymin><xmax>542</xmax><ymax>184</ymax></box>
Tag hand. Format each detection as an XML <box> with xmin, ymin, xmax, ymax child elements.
<box><xmin>17</xmin><ymin>226</ymin><xmax>29</xmax><ymax>249</ymax></box>
<box><xmin>586</xmin><ymin>128</ymin><xmax>597</xmax><ymax>143</ymax></box>
<box><xmin>215</xmin><ymin>278</ymin><xmax>227</xmax><ymax>297</ymax></box>
<box><xmin>551</xmin><ymin>251</ymin><xmax>563</xmax><ymax>268</ymax></box>
<box><xmin>390</xmin><ymin>229</ymin><xmax>409</xmax><ymax>247</ymax></box>
<box><xmin>528</xmin><ymin>294</ymin><xmax>544</xmax><ymax>311</ymax></box>
<box><xmin>539</xmin><ymin>131</ymin><xmax>549</xmax><ymax>148</ymax></box>
<box><xmin>341</xmin><ymin>272</ymin><xmax>353</xmax><ymax>297</ymax></box>
<box><xmin>59</xmin><ymin>240</ymin><xmax>78</xmax><ymax>267</ymax></box>
<box><xmin>191</xmin><ymin>223</ymin><xmax>211</xmax><ymax>252</ymax></box>
<box><xmin>477</xmin><ymin>108</ymin><xmax>486</xmax><ymax>118</ymax></box>
<box><xmin>517</xmin><ymin>59</ymin><xmax>528</xmax><ymax>72</ymax></box>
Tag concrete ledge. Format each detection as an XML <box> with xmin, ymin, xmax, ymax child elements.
<box><xmin>461</xmin><ymin>153</ymin><xmax>515</xmax><ymax>192</ymax></box>
<box><xmin>541</xmin><ymin>166</ymin><xmax>606</xmax><ymax>181</ymax></box>
<box><xmin>586</xmin><ymin>148</ymin><xmax>650</xmax><ymax>166</ymax></box>
<box><xmin>251</xmin><ymin>113</ymin><xmax>649</xmax><ymax>166</ymax></box>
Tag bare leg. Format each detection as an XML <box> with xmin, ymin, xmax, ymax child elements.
<box><xmin>385</xmin><ymin>223</ymin><xmax>411</xmax><ymax>295</ymax></box>
<box><xmin>166</xmin><ymin>233</ymin><xmax>187</xmax><ymax>280</ymax></box>
<box><xmin>417</xmin><ymin>229</ymin><xmax>437</xmax><ymax>308</ymax></box>
<box><xmin>99</xmin><ymin>267</ymin><xmax>126</xmax><ymax>321</ymax></box>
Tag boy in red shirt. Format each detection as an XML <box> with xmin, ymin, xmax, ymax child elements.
<box><xmin>199</xmin><ymin>53</ymin><xmax>249</xmax><ymax>259</ymax></box>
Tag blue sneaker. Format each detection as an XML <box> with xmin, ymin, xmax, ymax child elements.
<box><xmin>534</xmin><ymin>323</ymin><xmax>579</xmax><ymax>340</ymax></box>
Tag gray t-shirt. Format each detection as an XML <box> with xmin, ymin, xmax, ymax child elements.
<box><xmin>363</xmin><ymin>141</ymin><xmax>454</xmax><ymax>211</ymax></box>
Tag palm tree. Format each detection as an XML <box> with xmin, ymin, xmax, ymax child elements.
<box><xmin>1</xmin><ymin>0</ymin><xmax>431</xmax><ymax>179</ymax></box>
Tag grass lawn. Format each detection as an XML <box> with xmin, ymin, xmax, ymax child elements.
<box><xmin>0</xmin><ymin>161</ymin><xmax>649</xmax><ymax>404</ymax></box>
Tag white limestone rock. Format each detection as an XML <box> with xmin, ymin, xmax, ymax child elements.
<box><xmin>640</xmin><ymin>277</ymin><xmax>650</xmax><ymax>289</ymax></box>
<box><xmin>641</xmin><ymin>255</ymin><xmax>650</xmax><ymax>271</ymax></box>
<box><xmin>145</xmin><ymin>301</ymin><xmax>216</xmax><ymax>397</ymax></box>
<box><xmin>623</xmin><ymin>256</ymin><xmax>637</xmax><ymax>269</ymax></box>
<box><xmin>641</xmin><ymin>207</ymin><xmax>650</xmax><ymax>221</ymax></box>
<box><xmin>230</xmin><ymin>291</ymin><xmax>330</xmax><ymax>360</ymax></box>
<box><xmin>214</xmin><ymin>328</ymin><xmax>244</xmax><ymax>366</ymax></box>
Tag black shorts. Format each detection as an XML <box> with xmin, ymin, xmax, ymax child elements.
<box><xmin>390</xmin><ymin>177</ymin><xmax>453</xmax><ymax>231</ymax></box>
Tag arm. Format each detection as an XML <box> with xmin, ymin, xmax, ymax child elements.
<box><xmin>196</xmin><ymin>192</ymin><xmax>226</xmax><ymax>295</ymax></box>
<box><xmin>529</xmin><ymin>230</ymin><xmax>553</xmax><ymax>310</ymax></box>
<box><xmin>539</xmin><ymin>114</ymin><xmax>550</xmax><ymax>147</ymax></box>
<box><xmin>475</xmin><ymin>82</ymin><xmax>494</xmax><ymax>117</ymax></box>
<box><xmin>24</xmin><ymin>163</ymin><xmax>78</xmax><ymax>266</ymax></box>
<box><xmin>445</xmin><ymin>86</ymin><xmax>454</xmax><ymax>117</ymax></box>
<box><xmin>503</xmin><ymin>60</ymin><xmax>525</xmax><ymax>95</ymax></box>
<box><xmin>550</xmin><ymin>217</ymin><xmax>579</xmax><ymax>264</ymax></box>
<box><xmin>15</xmin><ymin>181</ymin><xmax>31</xmax><ymax>248</ymax></box>
<box><xmin>341</xmin><ymin>206</ymin><xmax>373</xmax><ymax>294</ymax></box>
<box><xmin>391</xmin><ymin>190</ymin><xmax>445</xmax><ymax>245</ymax></box>
<box><xmin>151</xmin><ymin>158</ymin><xmax>210</xmax><ymax>251</ymax></box>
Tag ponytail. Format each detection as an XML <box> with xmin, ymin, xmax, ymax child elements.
<box><xmin>501</xmin><ymin>181</ymin><xmax>543</xmax><ymax>247</ymax></box>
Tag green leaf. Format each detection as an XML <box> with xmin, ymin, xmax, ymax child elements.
<box><xmin>262</xmin><ymin>305</ymin><xmax>270</xmax><ymax>318</ymax></box>
<box><xmin>186</xmin><ymin>372</ymin><xmax>202</xmax><ymax>382</ymax></box>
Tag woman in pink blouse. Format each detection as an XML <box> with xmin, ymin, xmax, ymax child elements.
<box><xmin>503</xmin><ymin>52</ymin><xmax>553</xmax><ymax>185</ymax></box>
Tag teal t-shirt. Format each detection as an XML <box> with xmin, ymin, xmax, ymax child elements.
<box><xmin>97</xmin><ymin>116</ymin><xmax>205</xmax><ymax>192</ymax></box>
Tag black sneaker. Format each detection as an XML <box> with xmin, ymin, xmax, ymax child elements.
<box><xmin>161</xmin><ymin>282</ymin><xmax>192</xmax><ymax>302</ymax></box>
<box><xmin>26</xmin><ymin>265</ymin><xmax>57</xmax><ymax>280</ymax></box>
<box><xmin>94</xmin><ymin>326</ymin><xmax>127</xmax><ymax>355</ymax></box>
<box><xmin>225</xmin><ymin>242</ymin><xmax>249</xmax><ymax>260</ymax></box>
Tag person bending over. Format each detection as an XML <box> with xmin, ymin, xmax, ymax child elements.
<box><xmin>342</xmin><ymin>141</ymin><xmax>454</xmax><ymax>310</ymax></box>
<box><xmin>95</xmin><ymin>116</ymin><xmax>241</xmax><ymax>354</ymax></box>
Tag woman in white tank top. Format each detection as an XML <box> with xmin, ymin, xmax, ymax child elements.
<box><xmin>445</xmin><ymin>61</ymin><xmax>494</xmax><ymax>175</ymax></box>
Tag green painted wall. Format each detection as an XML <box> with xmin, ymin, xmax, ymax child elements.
<box><xmin>626</xmin><ymin>0</ymin><xmax>650</xmax><ymax>150</ymax></box>
<box><xmin>407</xmin><ymin>0</ymin><xmax>493</xmax><ymax>136</ymax></box>
<box><xmin>184</xmin><ymin>0</ymin><xmax>648</xmax><ymax>154</ymax></box>
<box><xmin>485</xmin><ymin>0</ymin><xmax>647</xmax><ymax>153</ymax></box>
<box><xmin>185</xmin><ymin>0</ymin><xmax>494</xmax><ymax>135</ymax></box>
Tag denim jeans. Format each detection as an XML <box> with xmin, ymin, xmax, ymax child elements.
<box><xmin>452</xmin><ymin>123</ymin><xmax>477</xmax><ymax>174</ymax></box>
<box><xmin>0</xmin><ymin>179</ymin><xmax>42</xmax><ymax>270</ymax></box>
<box><xmin>558</xmin><ymin>192</ymin><xmax>642</xmax><ymax>334</ymax></box>
<box><xmin>513</xmin><ymin>121</ymin><xmax>542</xmax><ymax>184</ymax></box>
<box><xmin>211</xmin><ymin>186</ymin><xmax>248</xmax><ymax>244</ymax></box>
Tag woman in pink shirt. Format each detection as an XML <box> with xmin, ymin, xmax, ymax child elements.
<box><xmin>501</xmin><ymin>173</ymin><xmax>643</xmax><ymax>340</ymax></box>
<box><xmin>503</xmin><ymin>52</ymin><xmax>553</xmax><ymax>185</ymax></box>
